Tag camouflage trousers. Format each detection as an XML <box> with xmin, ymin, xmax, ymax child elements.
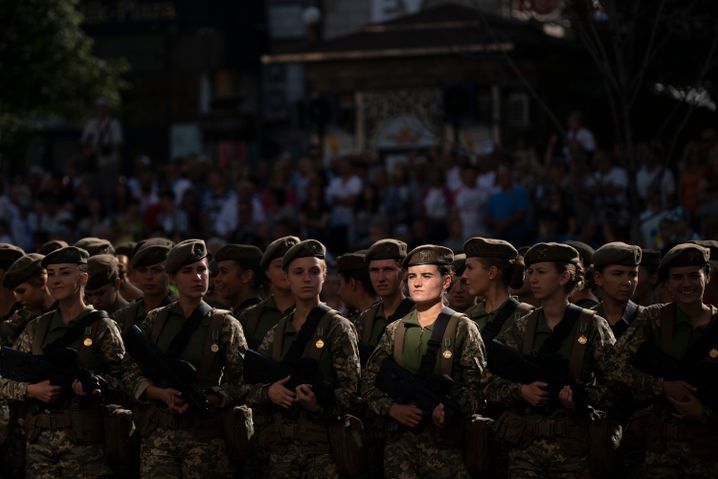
<box><xmin>140</xmin><ymin>427</ymin><xmax>231</xmax><ymax>479</ymax></box>
<box><xmin>507</xmin><ymin>438</ymin><xmax>591</xmax><ymax>479</ymax></box>
<box><xmin>241</xmin><ymin>408</ymin><xmax>272</xmax><ymax>479</ymax></box>
<box><xmin>268</xmin><ymin>441</ymin><xmax>340</xmax><ymax>479</ymax></box>
<box><xmin>383</xmin><ymin>426</ymin><xmax>469</xmax><ymax>479</ymax></box>
<box><xmin>0</xmin><ymin>408</ymin><xmax>25</xmax><ymax>479</ymax></box>
<box><xmin>26</xmin><ymin>429</ymin><xmax>111</xmax><ymax>479</ymax></box>
<box><xmin>642</xmin><ymin>440</ymin><xmax>718</xmax><ymax>479</ymax></box>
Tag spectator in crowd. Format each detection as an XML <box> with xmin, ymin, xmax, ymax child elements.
<box><xmin>485</xmin><ymin>164</ymin><xmax>531</xmax><ymax>245</ymax></box>
<box><xmin>325</xmin><ymin>157</ymin><xmax>362</xmax><ymax>254</ymax></box>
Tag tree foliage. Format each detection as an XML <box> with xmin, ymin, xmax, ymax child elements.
<box><xmin>0</xmin><ymin>0</ymin><xmax>127</xmax><ymax>147</ymax></box>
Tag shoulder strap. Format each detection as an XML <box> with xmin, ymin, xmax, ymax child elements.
<box><xmin>482</xmin><ymin>297</ymin><xmax>519</xmax><ymax>342</ymax></box>
<box><xmin>281</xmin><ymin>304</ymin><xmax>331</xmax><ymax>365</ymax></box>
<box><xmin>360</xmin><ymin>303</ymin><xmax>380</xmax><ymax>344</ymax></box>
<box><xmin>42</xmin><ymin>310</ymin><xmax>109</xmax><ymax>353</ymax></box>
<box><xmin>272</xmin><ymin>318</ymin><xmax>286</xmax><ymax>360</ymax></box>
<box><xmin>306</xmin><ymin>310</ymin><xmax>336</xmax><ymax>361</ymax></box>
<box><xmin>150</xmin><ymin>306</ymin><xmax>172</xmax><ymax>343</ymax></box>
<box><xmin>388</xmin><ymin>298</ymin><xmax>415</xmax><ymax>322</ymax></box>
<box><xmin>536</xmin><ymin>304</ymin><xmax>584</xmax><ymax>358</ymax></box>
<box><xmin>77</xmin><ymin>317</ymin><xmax>104</xmax><ymax>368</ymax></box>
<box><xmin>32</xmin><ymin>313</ymin><xmax>53</xmax><ymax>355</ymax></box>
<box><xmin>439</xmin><ymin>312</ymin><xmax>462</xmax><ymax>376</ymax></box>
<box><xmin>522</xmin><ymin>309</ymin><xmax>541</xmax><ymax>354</ymax></box>
<box><xmin>416</xmin><ymin>309</ymin><xmax>453</xmax><ymax>378</ymax></box>
<box><xmin>612</xmin><ymin>300</ymin><xmax>640</xmax><ymax>339</ymax></box>
<box><xmin>166</xmin><ymin>301</ymin><xmax>213</xmax><ymax>358</ymax></box>
<box><xmin>393</xmin><ymin>320</ymin><xmax>407</xmax><ymax>364</ymax></box>
<box><xmin>568</xmin><ymin>309</ymin><xmax>594</xmax><ymax>381</ymax></box>
<box><xmin>661</xmin><ymin>303</ymin><xmax>676</xmax><ymax>354</ymax></box>
<box><xmin>197</xmin><ymin>312</ymin><xmax>225</xmax><ymax>386</ymax></box>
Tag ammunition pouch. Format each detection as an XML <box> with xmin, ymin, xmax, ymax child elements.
<box><xmin>494</xmin><ymin>411</ymin><xmax>588</xmax><ymax>456</ymax></box>
<box><xmin>25</xmin><ymin>404</ymin><xmax>103</xmax><ymax>445</ymax></box>
<box><xmin>327</xmin><ymin>414</ymin><xmax>368</xmax><ymax>478</ymax></box>
<box><xmin>103</xmin><ymin>405</ymin><xmax>137</xmax><ymax>466</ymax></box>
<box><xmin>628</xmin><ymin>410</ymin><xmax>718</xmax><ymax>462</ymax></box>
<box><xmin>133</xmin><ymin>402</ymin><xmax>223</xmax><ymax>440</ymax></box>
<box><xmin>465</xmin><ymin>414</ymin><xmax>494</xmax><ymax>477</ymax></box>
<box><xmin>267</xmin><ymin>412</ymin><xmax>329</xmax><ymax>454</ymax></box>
<box><xmin>222</xmin><ymin>404</ymin><xmax>254</xmax><ymax>461</ymax></box>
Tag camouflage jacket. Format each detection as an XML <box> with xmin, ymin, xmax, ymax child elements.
<box><xmin>362</xmin><ymin>309</ymin><xmax>486</xmax><ymax>418</ymax></box>
<box><xmin>121</xmin><ymin>300</ymin><xmax>248</xmax><ymax>407</ymax></box>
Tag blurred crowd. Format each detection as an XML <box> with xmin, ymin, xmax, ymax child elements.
<box><xmin>1</xmin><ymin>111</ymin><xmax>717</xmax><ymax>257</ymax></box>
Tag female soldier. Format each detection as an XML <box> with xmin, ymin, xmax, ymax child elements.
<box><xmin>242</xmin><ymin>239</ymin><xmax>360</xmax><ymax>478</ymax></box>
<box><xmin>484</xmin><ymin>242</ymin><xmax>615</xmax><ymax>478</ymax></box>
<box><xmin>363</xmin><ymin>245</ymin><xmax>485</xmax><ymax>479</ymax></box>
<box><xmin>609</xmin><ymin>243</ymin><xmax>718</xmax><ymax>477</ymax></box>
<box><xmin>462</xmin><ymin>237</ymin><xmax>534</xmax><ymax>341</ymax></box>
<box><xmin>122</xmin><ymin>239</ymin><xmax>248</xmax><ymax>478</ymax></box>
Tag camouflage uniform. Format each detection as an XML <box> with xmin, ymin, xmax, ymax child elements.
<box><xmin>112</xmin><ymin>295</ymin><xmax>175</xmax><ymax>332</ymax></box>
<box><xmin>237</xmin><ymin>295</ymin><xmax>292</xmax><ymax>350</ymax></box>
<box><xmin>608</xmin><ymin>303</ymin><xmax>718</xmax><ymax>478</ymax></box>
<box><xmin>483</xmin><ymin>307</ymin><xmax>616</xmax><ymax>479</ymax></box>
<box><xmin>122</xmin><ymin>300</ymin><xmax>247</xmax><ymax>479</ymax></box>
<box><xmin>243</xmin><ymin>306</ymin><xmax>361</xmax><ymax>479</ymax></box>
<box><xmin>466</xmin><ymin>297</ymin><xmax>534</xmax><ymax>337</ymax></box>
<box><xmin>0</xmin><ymin>306</ymin><xmax>125</xmax><ymax>479</ymax></box>
<box><xmin>362</xmin><ymin>309</ymin><xmax>486</xmax><ymax>479</ymax></box>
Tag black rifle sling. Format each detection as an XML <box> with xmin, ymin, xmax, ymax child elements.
<box><xmin>416</xmin><ymin>310</ymin><xmax>453</xmax><ymax>379</ymax></box>
<box><xmin>612</xmin><ymin>300</ymin><xmax>640</xmax><ymax>339</ymax></box>
<box><xmin>389</xmin><ymin>298</ymin><xmax>416</xmax><ymax>322</ymax></box>
<box><xmin>42</xmin><ymin>310</ymin><xmax>109</xmax><ymax>353</ymax></box>
<box><xmin>281</xmin><ymin>303</ymin><xmax>330</xmax><ymax>366</ymax></box>
<box><xmin>166</xmin><ymin>301</ymin><xmax>213</xmax><ymax>358</ymax></box>
<box><xmin>482</xmin><ymin>298</ymin><xmax>520</xmax><ymax>342</ymax></box>
<box><xmin>535</xmin><ymin>304</ymin><xmax>583</xmax><ymax>357</ymax></box>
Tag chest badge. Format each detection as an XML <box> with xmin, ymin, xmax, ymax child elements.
<box><xmin>577</xmin><ymin>335</ymin><xmax>588</xmax><ymax>345</ymax></box>
<box><xmin>315</xmin><ymin>339</ymin><xmax>325</xmax><ymax>349</ymax></box>
<box><xmin>210</xmin><ymin>343</ymin><xmax>220</xmax><ymax>353</ymax></box>
<box><xmin>442</xmin><ymin>349</ymin><xmax>453</xmax><ymax>359</ymax></box>
<box><xmin>709</xmin><ymin>348</ymin><xmax>718</xmax><ymax>359</ymax></box>
<box><xmin>83</xmin><ymin>338</ymin><xmax>93</xmax><ymax>347</ymax></box>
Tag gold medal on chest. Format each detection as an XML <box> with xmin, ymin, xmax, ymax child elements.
<box><xmin>210</xmin><ymin>343</ymin><xmax>219</xmax><ymax>353</ymax></box>
<box><xmin>315</xmin><ymin>339</ymin><xmax>325</xmax><ymax>349</ymax></box>
<box><xmin>442</xmin><ymin>349</ymin><xmax>453</xmax><ymax>359</ymax></box>
<box><xmin>577</xmin><ymin>335</ymin><xmax>588</xmax><ymax>345</ymax></box>
<box><xmin>83</xmin><ymin>338</ymin><xmax>93</xmax><ymax>347</ymax></box>
<box><xmin>709</xmin><ymin>348</ymin><xmax>718</xmax><ymax>359</ymax></box>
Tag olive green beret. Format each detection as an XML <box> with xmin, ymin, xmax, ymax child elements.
<box><xmin>131</xmin><ymin>239</ymin><xmax>174</xmax><ymax>269</ymax></box>
<box><xmin>261</xmin><ymin>236</ymin><xmax>300</xmax><ymax>270</ymax></box>
<box><xmin>452</xmin><ymin>253</ymin><xmax>467</xmax><ymax>276</ymax></box>
<box><xmin>3</xmin><ymin>253</ymin><xmax>44</xmax><ymax>289</ymax></box>
<box><xmin>366</xmin><ymin>239</ymin><xmax>407</xmax><ymax>263</ymax></box>
<box><xmin>690</xmin><ymin>240</ymin><xmax>718</xmax><ymax>262</ymax></box>
<box><xmin>36</xmin><ymin>240</ymin><xmax>68</xmax><ymax>256</ymax></box>
<box><xmin>658</xmin><ymin>243</ymin><xmax>710</xmax><ymax>277</ymax></box>
<box><xmin>165</xmin><ymin>239</ymin><xmax>208</xmax><ymax>275</ymax></box>
<box><xmin>525</xmin><ymin>242</ymin><xmax>580</xmax><ymax>266</ymax></box>
<box><xmin>0</xmin><ymin>243</ymin><xmax>25</xmax><ymax>270</ymax></box>
<box><xmin>215</xmin><ymin>244</ymin><xmax>263</xmax><ymax>268</ymax></box>
<box><xmin>74</xmin><ymin>237</ymin><xmax>114</xmax><ymax>256</ymax></box>
<box><xmin>86</xmin><ymin>254</ymin><xmax>120</xmax><ymax>290</ymax></box>
<box><xmin>337</xmin><ymin>253</ymin><xmax>367</xmax><ymax>274</ymax></box>
<box><xmin>463</xmin><ymin>237</ymin><xmax>518</xmax><ymax>260</ymax></box>
<box><xmin>403</xmin><ymin>245</ymin><xmax>454</xmax><ymax>268</ymax></box>
<box><xmin>564</xmin><ymin>241</ymin><xmax>594</xmax><ymax>268</ymax></box>
<box><xmin>114</xmin><ymin>242</ymin><xmax>136</xmax><ymax>258</ymax></box>
<box><xmin>640</xmin><ymin>249</ymin><xmax>661</xmax><ymax>269</ymax></box>
<box><xmin>592</xmin><ymin>242</ymin><xmax>642</xmax><ymax>268</ymax></box>
<box><xmin>282</xmin><ymin>239</ymin><xmax>326</xmax><ymax>270</ymax></box>
<box><xmin>41</xmin><ymin>246</ymin><xmax>89</xmax><ymax>267</ymax></box>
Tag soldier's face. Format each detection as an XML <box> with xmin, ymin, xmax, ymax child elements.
<box><xmin>85</xmin><ymin>282</ymin><xmax>119</xmax><ymax>311</ymax></box>
<box><xmin>172</xmin><ymin>259</ymin><xmax>209</xmax><ymax>300</ymax></box>
<box><xmin>337</xmin><ymin>275</ymin><xmax>356</xmax><ymax>309</ymax></box>
<box><xmin>526</xmin><ymin>262</ymin><xmax>565</xmax><ymax>301</ymax></box>
<box><xmin>407</xmin><ymin>265</ymin><xmax>449</xmax><ymax>305</ymax></box>
<box><xmin>369</xmin><ymin>260</ymin><xmax>403</xmax><ymax>298</ymax></box>
<box><xmin>462</xmin><ymin>258</ymin><xmax>491</xmax><ymax>297</ymax></box>
<box><xmin>265</xmin><ymin>258</ymin><xmax>290</xmax><ymax>292</ymax></box>
<box><xmin>13</xmin><ymin>281</ymin><xmax>46</xmax><ymax>309</ymax></box>
<box><xmin>595</xmin><ymin>265</ymin><xmax>638</xmax><ymax>302</ymax></box>
<box><xmin>666</xmin><ymin>265</ymin><xmax>707</xmax><ymax>306</ymax></box>
<box><xmin>46</xmin><ymin>264</ymin><xmax>87</xmax><ymax>302</ymax></box>
<box><xmin>133</xmin><ymin>262</ymin><xmax>169</xmax><ymax>296</ymax></box>
<box><xmin>286</xmin><ymin>257</ymin><xmax>325</xmax><ymax>301</ymax></box>
<box><xmin>448</xmin><ymin>276</ymin><xmax>474</xmax><ymax>312</ymax></box>
<box><xmin>214</xmin><ymin>260</ymin><xmax>244</xmax><ymax>302</ymax></box>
